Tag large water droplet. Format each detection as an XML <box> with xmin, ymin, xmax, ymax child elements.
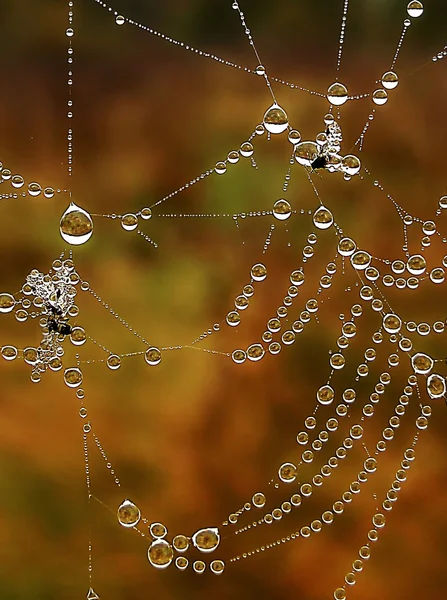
<box><xmin>117</xmin><ymin>499</ymin><xmax>141</xmax><ymax>527</ymax></box>
<box><xmin>351</xmin><ymin>250</ymin><xmax>372</xmax><ymax>270</ymax></box>
<box><xmin>60</xmin><ymin>202</ymin><xmax>94</xmax><ymax>245</ymax></box>
<box><xmin>381</xmin><ymin>71</ymin><xmax>399</xmax><ymax>90</ymax></box>
<box><xmin>407</xmin><ymin>1</ymin><xmax>423</xmax><ymax>17</ymax></box>
<box><xmin>148</xmin><ymin>539</ymin><xmax>174</xmax><ymax>569</ymax></box>
<box><xmin>295</xmin><ymin>142</ymin><xmax>319</xmax><ymax>167</ymax></box>
<box><xmin>1</xmin><ymin>345</ymin><xmax>18</xmax><ymax>361</ymax></box>
<box><xmin>273</xmin><ymin>199</ymin><xmax>292</xmax><ymax>220</ymax></box>
<box><xmin>427</xmin><ymin>374</ymin><xmax>446</xmax><ymax>399</ymax></box>
<box><xmin>317</xmin><ymin>384</ymin><xmax>335</xmax><ymax>405</ymax></box>
<box><xmin>411</xmin><ymin>353</ymin><xmax>433</xmax><ymax>375</ymax></box>
<box><xmin>263</xmin><ymin>104</ymin><xmax>288</xmax><ymax>134</ymax></box>
<box><xmin>0</xmin><ymin>293</ymin><xmax>16</xmax><ymax>313</ymax></box>
<box><xmin>313</xmin><ymin>206</ymin><xmax>334</xmax><ymax>230</ymax></box>
<box><xmin>327</xmin><ymin>82</ymin><xmax>348</xmax><ymax>106</ymax></box>
<box><xmin>192</xmin><ymin>527</ymin><xmax>220</xmax><ymax>553</ymax></box>
<box><xmin>372</xmin><ymin>89</ymin><xmax>388</xmax><ymax>105</ymax></box>
<box><xmin>64</xmin><ymin>367</ymin><xmax>83</xmax><ymax>388</ymax></box>
<box><xmin>407</xmin><ymin>254</ymin><xmax>426</xmax><ymax>275</ymax></box>
<box><xmin>145</xmin><ymin>347</ymin><xmax>162</xmax><ymax>366</ymax></box>
<box><xmin>278</xmin><ymin>462</ymin><xmax>297</xmax><ymax>483</ymax></box>
<box><xmin>342</xmin><ymin>155</ymin><xmax>361</xmax><ymax>176</ymax></box>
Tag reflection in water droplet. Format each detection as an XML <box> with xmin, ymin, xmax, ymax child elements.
<box><xmin>381</xmin><ymin>71</ymin><xmax>399</xmax><ymax>89</ymax></box>
<box><xmin>327</xmin><ymin>82</ymin><xmax>348</xmax><ymax>106</ymax></box>
<box><xmin>117</xmin><ymin>499</ymin><xmax>141</xmax><ymax>527</ymax></box>
<box><xmin>313</xmin><ymin>206</ymin><xmax>334</xmax><ymax>230</ymax></box>
<box><xmin>273</xmin><ymin>199</ymin><xmax>292</xmax><ymax>220</ymax></box>
<box><xmin>192</xmin><ymin>528</ymin><xmax>220</xmax><ymax>553</ymax></box>
<box><xmin>116</xmin><ymin>15</ymin><xmax>125</xmax><ymax>25</ymax></box>
<box><xmin>148</xmin><ymin>539</ymin><xmax>174</xmax><ymax>569</ymax></box>
<box><xmin>1</xmin><ymin>345</ymin><xmax>18</xmax><ymax>361</ymax></box>
<box><xmin>407</xmin><ymin>0</ymin><xmax>423</xmax><ymax>17</ymax></box>
<box><xmin>372</xmin><ymin>89</ymin><xmax>388</xmax><ymax>105</ymax></box>
<box><xmin>121</xmin><ymin>213</ymin><xmax>138</xmax><ymax>231</ymax></box>
<box><xmin>60</xmin><ymin>202</ymin><xmax>94</xmax><ymax>245</ymax></box>
<box><xmin>263</xmin><ymin>104</ymin><xmax>289</xmax><ymax>134</ymax></box>
<box><xmin>64</xmin><ymin>367</ymin><xmax>83</xmax><ymax>388</ymax></box>
<box><xmin>107</xmin><ymin>354</ymin><xmax>121</xmax><ymax>370</ymax></box>
<box><xmin>251</xmin><ymin>263</ymin><xmax>267</xmax><ymax>282</ymax></box>
<box><xmin>295</xmin><ymin>142</ymin><xmax>319</xmax><ymax>167</ymax></box>
<box><xmin>0</xmin><ymin>293</ymin><xmax>16</xmax><ymax>313</ymax></box>
<box><xmin>145</xmin><ymin>347</ymin><xmax>162</xmax><ymax>366</ymax></box>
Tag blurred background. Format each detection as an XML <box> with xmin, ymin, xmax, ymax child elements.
<box><xmin>0</xmin><ymin>0</ymin><xmax>446</xmax><ymax>598</ymax></box>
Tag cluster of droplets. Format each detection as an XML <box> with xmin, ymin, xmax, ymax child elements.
<box><xmin>294</xmin><ymin>115</ymin><xmax>361</xmax><ymax>180</ymax></box>
<box><xmin>116</xmin><ymin>500</ymin><xmax>225</xmax><ymax>574</ymax></box>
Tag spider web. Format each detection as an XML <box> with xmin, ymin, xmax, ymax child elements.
<box><xmin>0</xmin><ymin>1</ymin><xmax>446</xmax><ymax>599</ymax></box>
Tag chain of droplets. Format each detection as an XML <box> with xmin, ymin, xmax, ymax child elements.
<box><xmin>333</xmin><ymin>425</ymin><xmax>425</xmax><ymax>600</ymax></box>
<box><xmin>231</xmin><ymin>1</ymin><xmax>276</xmax><ymax>103</ymax></box>
<box><xmin>336</xmin><ymin>0</ymin><xmax>350</xmax><ymax>73</ymax></box>
<box><xmin>432</xmin><ymin>43</ymin><xmax>447</xmax><ymax>61</ymax></box>
<box><xmin>229</xmin><ymin>390</ymin><xmax>427</xmax><ymax>567</ymax></box>
<box><xmin>391</xmin><ymin>18</ymin><xmax>412</xmax><ymax>70</ymax></box>
<box><xmin>90</xmin><ymin>0</ymin><xmax>325</xmax><ymax>97</ymax></box>
<box><xmin>0</xmin><ymin>162</ymin><xmax>65</xmax><ymax>199</ymax></box>
<box><xmin>66</xmin><ymin>1</ymin><xmax>75</xmax><ymax>177</ymax></box>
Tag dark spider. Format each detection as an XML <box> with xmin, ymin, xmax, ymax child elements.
<box><xmin>311</xmin><ymin>155</ymin><xmax>328</xmax><ymax>171</ymax></box>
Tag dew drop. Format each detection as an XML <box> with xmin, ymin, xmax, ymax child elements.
<box><xmin>427</xmin><ymin>374</ymin><xmax>446</xmax><ymax>399</ymax></box>
<box><xmin>372</xmin><ymin>89</ymin><xmax>388</xmax><ymax>105</ymax></box>
<box><xmin>407</xmin><ymin>1</ymin><xmax>423</xmax><ymax>17</ymax></box>
<box><xmin>381</xmin><ymin>71</ymin><xmax>399</xmax><ymax>90</ymax></box>
<box><xmin>278</xmin><ymin>462</ymin><xmax>297</xmax><ymax>483</ymax></box>
<box><xmin>148</xmin><ymin>539</ymin><xmax>174</xmax><ymax>569</ymax></box>
<box><xmin>327</xmin><ymin>82</ymin><xmax>348</xmax><ymax>106</ymax></box>
<box><xmin>263</xmin><ymin>103</ymin><xmax>288</xmax><ymax>134</ymax></box>
<box><xmin>1</xmin><ymin>345</ymin><xmax>18</xmax><ymax>360</ymax></box>
<box><xmin>145</xmin><ymin>347</ymin><xmax>161</xmax><ymax>366</ymax></box>
<box><xmin>107</xmin><ymin>354</ymin><xmax>121</xmax><ymax>370</ymax></box>
<box><xmin>64</xmin><ymin>367</ymin><xmax>83</xmax><ymax>388</ymax></box>
<box><xmin>173</xmin><ymin>534</ymin><xmax>189</xmax><ymax>552</ymax></box>
<box><xmin>411</xmin><ymin>352</ymin><xmax>434</xmax><ymax>375</ymax></box>
<box><xmin>117</xmin><ymin>499</ymin><xmax>141</xmax><ymax>527</ymax></box>
<box><xmin>121</xmin><ymin>213</ymin><xmax>138</xmax><ymax>231</ymax></box>
<box><xmin>313</xmin><ymin>206</ymin><xmax>334</xmax><ymax>230</ymax></box>
<box><xmin>192</xmin><ymin>527</ymin><xmax>220</xmax><ymax>553</ymax></box>
<box><xmin>60</xmin><ymin>202</ymin><xmax>94</xmax><ymax>245</ymax></box>
<box><xmin>273</xmin><ymin>199</ymin><xmax>292</xmax><ymax>220</ymax></box>
<box><xmin>116</xmin><ymin>15</ymin><xmax>125</xmax><ymax>25</ymax></box>
<box><xmin>0</xmin><ymin>293</ymin><xmax>16</xmax><ymax>313</ymax></box>
<box><xmin>295</xmin><ymin>141</ymin><xmax>319</xmax><ymax>167</ymax></box>
<box><xmin>251</xmin><ymin>263</ymin><xmax>267</xmax><ymax>282</ymax></box>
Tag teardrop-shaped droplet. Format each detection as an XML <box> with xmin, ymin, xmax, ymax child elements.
<box><xmin>313</xmin><ymin>206</ymin><xmax>334</xmax><ymax>230</ymax></box>
<box><xmin>263</xmin><ymin>103</ymin><xmax>288</xmax><ymax>134</ymax></box>
<box><xmin>60</xmin><ymin>202</ymin><xmax>94</xmax><ymax>245</ymax></box>
<box><xmin>148</xmin><ymin>539</ymin><xmax>174</xmax><ymax>569</ymax></box>
<box><xmin>192</xmin><ymin>527</ymin><xmax>221</xmax><ymax>553</ymax></box>
<box><xmin>295</xmin><ymin>141</ymin><xmax>319</xmax><ymax>167</ymax></box>
<box><xmin>0</xmin><ymin>293</ymin><xmax>16</xmax><ymax>313</ymax></box>
<box><xmin>117</xmin><ymin>499</ymin><xmax>141</xmax><ymax>527</ymax></box>
<box><xmin>327</xmin><ymin>82</ymin><xmax>348</xmax><ymax>106</ymax></box>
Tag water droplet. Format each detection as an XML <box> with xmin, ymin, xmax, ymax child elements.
<box><xmin>263</xmin><ymin>103</ymin><xmax>288</xmax><ymax>134</ymax></box>
<box><xmin>407</xmin><ymin>254</ymin><xmax>426</xmax><ymax>275</ymax></box>
<box><xmin>427</xmin><ymin>374</ymin><xmax>446</xmax><ymax>399</ymax></box>
<box><xmin>215</xmin><ymin>161</ymin><xmax>227</xmax><ymax>175</ymax></box>
<box><xmin>193</xmin><ymin>560</ymin><xmax>206</xmax><ymax>574</ymax></box>
<box><xmin>87</xmin><ymin>588</ymin><xmax>100</xmax><ymax>600</ymax></box>
<box><xmin>173</xmin><ymin>534</ymin><xmax>189</xmax><ymax>552</ymax></box>
<box><xmin>70</xmin><ymin>326</ymin><xmax>87</xmax><ymax>346</ymax></box>
<box><xmin>192</xmin><ymin>527</ymin><xmax>220</xmax><ymax>553</ymax></box>
<box><xmin>150</xmin><ymin>522</ymin><xmax>167</xmax><ymax>538</ymax></box>
<box><xmin>121</xmin><ymin>213</ymin><xmax>138</xmax><ymax>231</ymax></box>
<box><xmin>145</xmin><ymin>347</ymin><xmax>161</xmax><ymax>366</ymax></box>
<box><xmin>240</xmin><ymin>142</ymin><xmax>254</xmax><ymax>157</ymax></box>
<box><xmin>255</xmin><ymin>64</ymin><xmax>266</xmax><ymax>76</ymax></box>
<box><xmin>288</xmin><ymin>129</ymin><xmax>301</xmax><ymax>144</ymax></box>
<box><xmin>210</xmin><ymin>559</ymin><xmax>225</xmax><ymax>574</ymax></box>
<box><xmin>295</xmin><ymin>141</ymin><xmax>319</xmax><ymax>167</ymax></box>
<box><xmin>313</xmin><ymin>206</ymin><xmax>334</xmax><ymax>230</ymax></box>
<box><xmin>1</xmin><ymin>345</ymin><xmax>18</xmax><ymax>361</ymax></box>
<box><xmin>64</xmin><ymin>367</ymin><xmax>83</xmax><ymax>388</ymax></box>
<box><xmin>372</xmin><ymin>89</ymin><xmax>388</xmax><ymax>105</ymax></box>
<box><xmin>407</xmin><ymin>0</ymin><xmax>423</xmax><ymax>17</ymax></box>
<box><xmin>342</xmin><ymin>155</ymin><xmax>361</xmax><ymax>176</ymax></box>
<box><xmin>273</xmin><ymin>199</ymin><xmax>292</xmax><ymax>220</ymax></box>
<box><xmin>247</xmin><ymin>343</ymin><xmax>265</xmax><ymax>362</ymax></box>
<box><xmin>383</xmin><ymin>314</ymin><xmax>402</xmax><ymax>334</ymax></box>
<box><xmin>175</xmin><ymin>556</ymin><xmax>189</xmax><ymax>570</ymax></box>
<box><xmin>66</xmin><ymin>28</ymin><xmax>75</xmax><ymax>37</ymax></box>
<box><xmin>28</xmin><ymin>182</ymin><xmax>42</xmax><ymax>196</ymax></box>
<box><xmin>278</xmin><ymin>462</ymin><xmax>297</xmax><ymax>483</ymax></box>
<box><xmin>411</xmin><ymin>353</ymin><xmax>433</xmax><ymax>375</ymax></box>
<box><xmin>60</xmin><ymin>202</ymin><xmax>94</xmax><ymax>245</ymax></box>
<box><xmin>232</xmin><ymin>349</ymin><xmax>246</xmax><ymax>364</ymax></box>
<box><xmin>317</xmin><ymin>384</ymin><xmax>335</xmax><ymax>405</ymax></box>
<box><xmin>107</xmin><ymin>354</ymin><xmax>121</xmax><ymax>370</ymax></box>
<box><xmin>338</xmin><ymin>237</ymin><xmax>356</xmax><ymax>256</ymax></box>
<box><xmin>0</xmin><ymin>293</ymin><xmax>16</xmax><ymax>313</ymax></box>
<box><xmin>327</xmin><ymin>82</ymin><xmax>348</xmax><ymax>106</ymax></box>
<box><xmin>116</xmin><ymin>15</ymin><xmax>125</xmax><ymax>25</ymax></box>
<box><xmin>11</xmin><ymin>175</ymin><xmax>24</xmax><ymax>188</ymax></box>
<box><xmin>148</xmin><ymin>539</ymin><xmax>174</xmax><ymax>569</ymax></box>
<box><xmin>351</xmin><ymin>250</ymin><xmax>372</xmax><ymax>270</ymax></box>
<box><xmin>251</xmin><ymin>263</ymin><xmax>267</xmax><ymax>282</ymax></box>
<box><xmin>140</xmin><ymin>207</ymin><xmax>152</xmax><ymax>220</ymax></box>
<box><xmin>381</xmin><ymin>71</ymin><xmax>399</xmax><ymax>90</ymax></box>
<box><xmin>117</xmin><ymin>499</ymin><xmax>141</xmax><ymax>527</ymax></box>
<box><xmin>252</xmin><ymin>492</ymin><xmax>266</xmax><ymax>508</ymax></box>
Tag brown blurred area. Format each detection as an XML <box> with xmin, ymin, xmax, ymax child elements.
<box><xmin>0</xmin><ymin>1</ymin><xmax>446</xmax><ymax>599</ymax></box>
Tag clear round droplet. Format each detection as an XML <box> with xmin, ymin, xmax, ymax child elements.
<box><xmin>411</xmin><ymin>353</ymin><xmax>433</xmax><ymax>375</ymax></box>
<box><xmin>70</xmin><ymin>326</ymin><xmax>87</xmax><ymax>346</ymax></box>
<box><xmin>121</xmin><ymin>213</ymin><xmax>138</xmax><ymax>231</ymax></box>
<box><xmin>313</xmin><ymin>206</ymin><xmax>334</xmax><ymax>230</ymax></box>
<box><xmin>148</xmin><ymin>539</ymin><xmax>174</xmax><ymax>569</ymax></box>
<box><xmin>192</xmin><ymin>528</ymin><xmax>220</xmax><ymax>553</ymax></box>
<box><xmin>116</xmin><ymin>15</ymin><xmax>125</xmax><ymax>25</ymax></box>
<box><xmin>145</xmin><ymin>347</ymin><xmax>161</xmax><ymax>366</ymax></box>
<box><xmin>251</xmin><ymin>263</ymin><xmax>267</xmax><ymax>282</ymax></box>
<box><xmin>342</xmin><ymin>155</ymin><xmax>361</xmax><ymax>176</ymax></box>
<box><xmin>263</xmin><ymin>103</ymin><xmax>288</xmax><ymax>134</ymax></box>
<box><xmin>351</xmin><ymin>250</ymin><xmax>372</xmax><ymax>270</ymax></box>
<box><xmin>1</xmin><ymin>345</ymin><xmax>18</xmax><ymax>361</ymax></box>
<box><xmin>381</xmin><ymin>71</ymin><xmax>399</xmax><ymax>90</ymax></box>
<box><xmin>407</xmin><ymin>1</ymin><xmax>423</xmax><ymax>17</ymax></box>
<box><xmin>64</xmin><ymin>367</ymin><xmax>83</xmax><ymax>388</ymax></box>
<box><xmin>107</xmin><ymin>354</ymin><xmax>121</xmax><ymax>370</ymax></box>
<box><xmin>295</xmin><ymin>141</ymin><xmax>319</xmax><ymax>167</ymax></box>
<box><xmin>278</xmin><ymin>462</ymin><xmax>297</xmax><ymax>483</ymax></box>
<box><xmin>372</xmin><ymin>89</ymin><xmax>388</xmax><ymax>105</ymax></box>
<box><xmin>117</xmin><ymin>499</ymin><xmax>141</xmax><ymax>527</ymax></box>
<box><xmin>0</xmin><ymin>293</ymin><xmax>16</xmax><ymax>313</ymax></box>
<box><xmin>60</xmin><ymin>202</ymin><xmax>94</xmax><ymax>245</ymax></box>
<box><xmin>327</xmin><ymin>82</ymin><xmax>348</xmax><ymax>106</ymax></box>
<box><xmin>273</xmin><ymin>199</ymin><xmax>292</xmax><ymax>220</ymax></box>
<box><xmin>247</xmin><ymin>343</ymin><xmax>265</xmax><ymax>362</ymax></box>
